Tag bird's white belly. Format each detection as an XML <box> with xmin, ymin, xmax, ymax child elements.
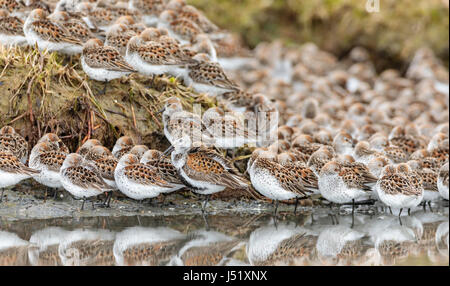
<box><xmin>0</xmin><ymin>34</ymin><xmax>28</xmax><ymax>47</ymax></box>
<box><xmin>32</xmin><ymin>168</ymin><xmax>63</xmax><ymax>188</ymax></box>
<box><xmin>115</xmin><ymin>169</ymin><xmax>162</xmax><ymax>200</ymax></box>
<box><xmin>437</xmin><ymin>178</ymin><xmax>449</xmax><ymax>200</ymax></box>
<box><xmin>0</xmin><ymin>170</ymin><xmax>30</xmax><ymax>188</ymax></box>
<box><xmin>250</xmin><ymin>167</ymin><xmax>296</xmax><ymax>201</ymax></box>
<box><xmin>377</xmin><ymin>184</ymin><xmax>423</xmax><ymax>209</ymax></box>
<box><xmin>319</xmin><ymin>174</ymin><xmax>368</xmax><ymax>204</ymax></box>
<box><xmin>178</xmin><ymin>168</ymin><xmax>225</xmax><ymax>195</ymax></box>
<box><xmin>81</xmin><ymin>57</ymin><xmax>129</xmax><ymax>82</ymax></box>
<box><xmin>60</xmin><ymin>174</ymin><xmax>103</xmax><ymax>198</ymax></box>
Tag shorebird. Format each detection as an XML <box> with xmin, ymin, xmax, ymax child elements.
<box><xmin>47</xmin><ymin>10</ymin><xmax>94</xmax><ymax>47</ymax></box>
<box><xmin>0</xmin><ymin>126</ymin><xmax>28</xmax><ymax>164</ymax></box>
<box><xmin>80</xmin><ymin>38</ymin><xmax>135</xmax><ymax>91</ymax></box>
<box><xmin>249</xmin><ymin>150</ymin><xmax>312</xmax><ymax>214</ymax></box>
<box><xmin>83</xmin><ymin>145</ymin><xmax>118</xmax><ymax>206</ymax></box>
<box><xmin>141</xmin><ymin>149</ymin><xmax>185</xmax><ymax>192</ymax></box>
<box><xmin>28</xmin><ymin>141</ymin><xmax>67</xmax><ymax>193</ymax></box>
<box><xmin>125</xmin><ymin>32</ymin><xmax>194</xmax><ymax>78</ymax></box>
<box><xmin>375</xmin><ymin>165</ymin><xmax>424</xmax><ymax>216</ymax></box>
<box><xmin>59</xmin><ymin>153</ymin><xmax>113</xmax><ymax>210</ymax></box>
<box><xmin>437</xmin><ymin>162</ymin><xmax>449</xmax><ymax>200</ymax></box>
<box><xmin>104</xmin><ymin>23</ymin><xmax>136</xmax><ymax>56</ymax></box>
<box><xmin>202</xmin><ymin>106</ymin><xmax>257</xmax><ymax>149</ymax></box>
<box><xmin>23</xmin><ymin>8</ymin><xmax>83</xmax><ymax>54</ymax></box>
<box><xmin>114</xmin><ymin>153</ymin><xmax>175</xmax><ymax>201</ymax></box>
<box><xmin>112</xmin><ymin>136</ymin><xmax>134</xmax><ymax>159</ymax></box>
<box><xmin>407</xmin><ymin>160</ymin><xmax>440</xmax><ymax>208</ymax></box>
<box><xmin>183</xmin><ymin>53</ymin><xmax>240</xmax><ymax>96</ymax></box>
<box><xmin>0</xmin><ymin>150</ymin><xmax>40</xmax><ymax>202</ymax></box>
<box><xmin>318</xmin><ymin>161</ymin><xmax>375</xmax><ymax>208</ymax></box>
<box><xmin>0</xmin><ymin>9</ymin><xmax>27</xmax><ymax>46</ymax></box>
<box><xmin>169</xmin><ymin>136</ymin><xmax>249</xmax><ymax>211</ymax></box>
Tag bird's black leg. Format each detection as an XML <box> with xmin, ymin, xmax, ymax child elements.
<box><xmin>202</xmin><ymin>212</ymin><xmax>210</xmax><ymax>231</ymax></box>
<box><xmin>294</xmin><ymin>198</ymin><xmax>299</xmax><ymax>215</ymax></box>
<box><xmin>408</xmin><ymin>208</ymin><xmax>411</xmax><ymax>216</ymax></box>
<box><xmin>0</xmin><ymin>189</ymin><xmax>4</xmax><ymax>203</ymax></box>
<box><xmin>81</xmin><ymin>197</ymin><xmax>86</xmax><ymax>211</ymax></box>
<box><xmin>428</xmin><ymin>201</ymin><xmax>433</xmax><ymax>213</ymax></box>
<box><xmin>202</xmin><ymin>195</ymin><xmax>210</xmax><ymax>213</ymax></box>
<box><xmin>351</xmin><ymin>199</ymin><xmax>355</xmax><ymax>228</ymax></box>
<box><xmin>100</xmin><ymin>80</ymin><xmax>108</xmax><ymax>95</ymax></box>
<box><xmin>273</xmin><ymin>200</ymin><xmax>279</xmax><ymax>216</ymax></box>
<box><xmin>53</xmin><ymin>189</ymin><xmax>59</xmax><ymax>200</ymax></box>
<box><xmin>399</xmin><ymin>208</ymin><xmax>403</xmax><ymax>217</ymax></box>
<box><xmin>389</xmin><ymin>207</ymin><xmax>393</xmax><ymax>215</ymax></box>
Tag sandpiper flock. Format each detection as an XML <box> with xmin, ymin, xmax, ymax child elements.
<box><xmin>0</xmin><ymin>0</ymin><xmax>448</xmax><ymax>219</ymax></box>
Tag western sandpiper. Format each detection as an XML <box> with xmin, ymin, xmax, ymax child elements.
<box><xmin>437</xmin><ymin>162</ymin><xmax>449</xmax><ymax>200</ymax></box>
<box><xmin>114</xmin><ymin>153</ymin><xmax>174</xmax><ymax>201</ymax></box>
<box><xmin>0</xmin><ymin>150</ymin><xmax>40</xmax><ymax>202</ymax></box>
<box><xmin>29</xmin><ymin>141</ymin><xmax>67</xmax><ymax>190</ymax></box>
<box><xmin>170</xmin><ymin>136</ymin><xmax>248</xmax><ymax>211</ymax></box>
<box><xmin>112</xmin><ymin>136</ymin><xmax>134</xmax><ymax>159</ymax></box>
<box><xmin>375</xmin><ymin>165</ymin><xmax>424</xmax><ymax>216</ymax></box>
<box><xmin>81</xmin><ymin>38</ymin><xmax>135</xmax><ymax>84</ymax></box>
<box><xmin>24</xmin><ymin>8</ymin><xmax>83</xmax><ymax>54</ymax></box>
<box><xmin>141</xmin><ymin>149</ymin><xmax>185</xmax><ymax>192</ymax></box>
<box><xmin>0</xmin><ymin>126</ymin><xmax>28</xmax><ymax>164</ymax></box>
<box><xmin>60</xmin><ymin>153</ymin><xmax>113</xmax><ymax>209</ymax></box>
<box><xmin>0</xmin><ymin>9</ymin><xmax>27</xmax><ymax>46</ymax></box>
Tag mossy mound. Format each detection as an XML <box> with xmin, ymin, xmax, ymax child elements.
<box><xmin>0</xmin><ymin>46</ymin><xmax>212</xmax><ymax>152</ymax></box>
<box><xmin>189</xmin><ymin>0</ymin><xmax>449</xmax><ymax>71</ymax></box>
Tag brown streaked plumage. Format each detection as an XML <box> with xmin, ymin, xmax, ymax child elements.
<box><xmin>0</xmin><ymin>126</ymin><xmax>28</xmax><ymax>164</ymax></box>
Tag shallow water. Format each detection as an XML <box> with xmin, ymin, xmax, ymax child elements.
<box><xmin>0</xmin><ymin>201</ymin><xmax>448</xmax><ymax>266</ymax></box>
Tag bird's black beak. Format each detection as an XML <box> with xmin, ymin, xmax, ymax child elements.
<box><xmin>157</xmin><ymin>107</ymin><xmax>165</xmax><ymax>114</ymax></box>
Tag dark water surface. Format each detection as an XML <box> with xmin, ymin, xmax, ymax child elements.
<box><xmin>0</xmin><ymin>206</ymin><xmax>448</xmax><ymax>266</ymax></box>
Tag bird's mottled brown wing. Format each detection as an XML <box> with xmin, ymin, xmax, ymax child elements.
<box><xmin>64</xmin><ymin>20</ymin><xmax>94</xmax><ymax>42</ymax></box>
<box><xmin>31</xmin><ymin>20</ymin><xmax>82</xmax><ymax>45</ymax></box>
<box><xmin>123</xmin><ymin>164</ymin><xmax>173</xmax><ymax>188</ymax></box>
<box><xmin>340</xmin><ymin>167</ymin><xmax>371</xmax><ymax>192</ymax></box>
<box><xmin>380</xmin><ymin>174</ymin><xmax>417</xmax><ymax>196</ymax></box>
<box><xmin>419</xmin><ymin>169</ymin><xmax>438</xmax><ymax>192</ymax></box>
<box><xmin>189</xmin><ymin>61</ymin><xmax>239</xmax><ymax>90</ymax></box>
<box><xmin>184</xmin><ymin>148</ymin><xmax>248</xmax><ymax>189</ymax></box>
<box><xmin>0</xmin><ymin>16</ymin><xmax>24</xmax><ymax>36</ymax></box>
<box><xmin>62</xmin><ymin>166</ymin><xmax>111</xmax><ymax>191</ymax></box>
<box><xmin>37</xmin><ymin>151</ymin><xmax>66</xmax><ymax>172</ymax></box>
<box><xmin>137</xmin><ymin>42</ymin><xmax>186</xmax><ymax>65</ymax></box>
<box><xmin>93</xmin><ymin>157</ymin><xmax>118</xmax><ymax>181</ymax></box>
<box><xmin>84</xmin><ymin>46</ymin><xmax>136</xmax><ymax>72</ymax></box>
<box><xmin>170</xmin><ymin>19</ymin><xmax>201</xmax><ymax>40</ymax></box>
<box><xmin>0</xmin><ymin>152</ymin><xmax>39</xmax><ymax>175</ymax></box>
<box><xmin>257</xmin><ymin>158</ymin><xmax>310</xmax><ymax>197</ymax></box>
<box><xmin>152</xmin><ymin>158</ymin><xmax>184</xmax><ymax>185</ymax></box>
<box><xmin>291</xmin><ymin>164</ymin><xmax>318</xmax><ymax>190</ymax></box>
